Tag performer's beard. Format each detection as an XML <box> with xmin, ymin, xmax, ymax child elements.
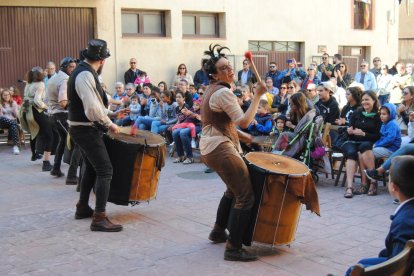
<box><xmin>97</xmin><ymin>64</ymin><xmax>104</xmax><ymax>75</ymax></box>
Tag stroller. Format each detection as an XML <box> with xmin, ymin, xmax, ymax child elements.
<box><xmin>273</xmin><ymin>109</ymin><xmax>327</xmax><ymax>182</ymax></box>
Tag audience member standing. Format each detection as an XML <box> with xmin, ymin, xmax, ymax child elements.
<box><xmin>124</xmin><ymin>58</ymin><xmax>141</xmax><ymax>84</ymax></box>
<box><xmin>355</xmin><ymin>61</ymin><xmax>378</xmax><ymax>91</ymax></box>
<box><xmin>193</xmin><ymin>59</ymin><xmax>209</xmax><ymax>88</ymax></box>
<box><xmin>172</xmin><ymin>64</ymin><xmax>193</xmax><ymax>88</ymax></box>
<box><xmin>369</xmin><ymin>57</ymin><xmax>382</xmax><ymax>79</ymax></box>
<box><xmin>265</xmin><ymin>62</ymin><xmax>282</xmax><ymax>89</ymax></box>
<box><xmin>237</xmin><ymin>59</ymin><xmax>257</xmax><ymax>86</ymax></box>
<box><xmin>388</xmin><ymin>62</ymin><xmax>414</xmax><ymax>105</ymax></box>
<box><xmin>317</xmin><ymin>53</ymin><xmax>334</xmax><ymax>82</ymax></box>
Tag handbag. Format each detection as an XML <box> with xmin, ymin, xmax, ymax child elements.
<box><xmin>333</xmin><ymin>127</ymin><xmax>349</xmax><ymax>150</ymax></box>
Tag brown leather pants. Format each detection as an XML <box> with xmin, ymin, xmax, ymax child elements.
<box><xmin>202</xmin><ymin>142</ymin><xmax>254</xmax><ymax>210</ymax></box>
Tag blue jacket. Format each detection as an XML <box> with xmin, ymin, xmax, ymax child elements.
<box><xmin>375</xmin><ymin>103</ymin><xmax>401</xmax><ymax>152</ymax></box>
<box><xmin>301</xmin><ymin>76</ymin><xmax>321</xmax><ymax>89</ymax></box>
<box><xmin>248</xmin><ymin>113</ymin><xmax>273</xmax><ymax>136</ymax></box>
<box><xmin>354</xmin><ymin>71</ymin><xmax>378</xmax><ymax>91</ymax></box>
<box><xmin>193</xmin><ymin>69</ymin><xmax>209</xmax><ymax>88</ymax></box>
<box><xmin>265</xmin><ymin>71</ymin><xmax>282</xmax><ymax>88</ymax></box>
<box><xmin>277</xmin><ymin>68</ymin><xmax>307</xmax><ymax>84</ymax></box>
<box><xmin>379</xmin><ymin>198</ymin><xmax>414</xmax><ymax>273</ymax></box>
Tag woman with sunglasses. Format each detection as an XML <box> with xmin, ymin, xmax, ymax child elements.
<box><xmin>376</xmin><ymin>65</ymin><xmax>393</xmax><ymax>105</ymax></box>
<box><xmin>397</xmin><ymin>86</ymin><xmax>414</xmax><ymax>132</ymax></box>
<box><xmin>334</xmin><ymin>62</ymin><xmax>353</xmax><ymax>89</ymax></box>
<box><xmin>301</xmin><ymin>64</ymin><xmax>320</xmax><ymax>89</ymax></box>
<box><xmin>171</xmin><ymin>63</ymin><xmax>194</xmax><ymax>88</ymax></box>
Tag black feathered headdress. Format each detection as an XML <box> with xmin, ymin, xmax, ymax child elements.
<box><xmin>203</xmin><ymin>44</ymin><xmax>230</xmax><ymax>80</ymax></box>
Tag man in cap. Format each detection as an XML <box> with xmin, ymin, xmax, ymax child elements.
<box><xmin>67</xmin><ymin>39</ymin><xmax>122</xmax><ymax>232</ymax></box>
<box><xmin>315</xmin><ymin>81</ymin><xmax>340</xmax><ymax>124</ymax></box>
<box><xmin>46</xmin><ymin>57</ymin><xmax>77</xmax><ymax>179</ymax></box>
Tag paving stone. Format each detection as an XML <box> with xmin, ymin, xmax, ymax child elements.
<box><xmin>0</xmin><ymin>146</ymin><xmax>399</xmax><ymax>275</ymax></box>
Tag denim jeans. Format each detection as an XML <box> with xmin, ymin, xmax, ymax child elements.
<box><xmin>345</xmin><ymin>257</ymin><xmax>387</xmax><ymax>276</ymax></box>
<box><xmin>134</xmin><ymin>116</ymin><xmax>156</xmax><ymax>130</ymax></box>
<box><xmin>69</xmin><ymin>126</ymin><xmax>113</xmax><ymax>212</ymax></box>
<box><xmin>151</xmin><ymin>120</ymin><xmax>170</xmax><ymax>134</ymax></box>
<box><xmin>172</xmin><ymin>128</ymin><xmax>193</xmax><ymax>158</ymax></box>
<box><xmin>50</xmin><ymin>112</ymin><xmax>68</xmax><ymax>170</ymax></box>
<box><xmin>382</xmin><ymin>143</ymin><xmax>414</xmax><ymax>171</ymax></box>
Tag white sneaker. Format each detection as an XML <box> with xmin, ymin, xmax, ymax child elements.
<box><xmin>13</xmin><ymin>146</ymin><xmax>20</xmax><ymax>155</ymax></box>
<box><xmin>191</xmin><ymin>140</ymin><xmax>197</xmax><ymax>148</ymax></box>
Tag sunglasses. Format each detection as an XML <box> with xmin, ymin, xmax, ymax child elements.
<box><xmin>280</xmin><ymin>87</ymin><xmax>287</xmax><ymax>89</ymax></box>
<box><xmin>360</xmin><ymin>65</ymin><xmax>367</xmax><ymax>67</ymax></box>
<box><xmin>322</xmin><ymin>57</ymin><xmax>328</xmax><ymax>59</ymax></box>
<box><xmin>130</xmin><ymin>62</ymin><xmax>136</xmax><ymax>64</ymax></box>
<box><xmin>269</xmin><ymin>65</ymin><xmax>276</xmax><ymax>68</ymax></box>
<box><xmin>179</xmin><ymin>67</ymin><xmax>186</xmax><ymax>69</ymax></box>
<box><xmin>288</xmin><ymin>86</ymin><xmax>295</xmax><ymax>89</ymax></box>
<box><xmin>374</xmin><ymin>60</ymin><xmax>381</xmax><ymax>62</ymax></box>
<box><xmin>199</xmin><ymin>92</ymin><xmax>204</xmax><ymax>95</ymax></box>
<box><xmin>307</xmin><ymin>68</ymin><xmax>314</xmax><ymax>71</ymax></box>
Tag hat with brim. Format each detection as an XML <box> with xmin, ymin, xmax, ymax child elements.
<box><xmin>81</xmin><ymin>39</ymin><xmax>110</xmax><ymax>61</ymax></box>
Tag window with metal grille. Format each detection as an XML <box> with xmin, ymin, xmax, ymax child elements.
<box><xmin>248</xmin><ymin>41</ymin><xmax>300</xmax><ymax>52</ymax></box>
<box><xmin>121</xmin><ymin>10</ymin><xmax>166</xmax><ymax>37</ymax></box>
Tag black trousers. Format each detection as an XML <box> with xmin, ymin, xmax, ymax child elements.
<box><xmin>50</xmin><ymin>112</ymin><xmax>68</xmax><ymax>170</ymax></box>
<box><xmin>32</xmin><ymin>107</ymin><xmax>53</xmax><ymax>153</ymax></box>
<box><xmin>69</xmin><ymin>125</ymin><xmax>113</xmax><ymax>212</ymax></box>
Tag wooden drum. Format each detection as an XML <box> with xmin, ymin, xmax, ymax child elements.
<box><xmin>104</xmin><ymin>130</ymin><xmax>166</xmax><ymax>205</ymax></box>
<box><xmin>244</xmin><ymin>152</ymin><xmax>310</xmax><ymax>246</ymax></box>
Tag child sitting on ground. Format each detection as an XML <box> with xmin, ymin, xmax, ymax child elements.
<box><xmin>346</xmin><ymin>156</ymin><xmax>414</xmax><ymax>275</ymax></box>
<box><xmin>247</xmin><ymin>99</ymin><xmax>273</xmax><ymax>136</ymax></box>
<box><xmin>172</xmin><ymin>98</ymin><xmax>201</xmax><ymax>148</ymax></box>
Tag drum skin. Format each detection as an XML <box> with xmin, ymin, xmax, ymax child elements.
<box><xmin>244</xmin><ymin>152</ymin><xmax>310</xmax><ymax>246</ymax></box>
<box><xmin>104</xmin><ymin>130</ymin><xmax>166</xmax><ymax>205</ymax></box>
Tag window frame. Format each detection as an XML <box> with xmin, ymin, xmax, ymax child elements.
<box><xmin>182</xmin><ymin>12</ymin><xmax>219</xmax><ymax>38</ymax></box>
<box><xmin>352</xmin><ymin>0</ymin><xmax>374</xmax><ymax>30</ymax></box>
<box><xmin>121</xmin><ymin>9</ymin><xmax>166</xmax><ymax>37</ymax></box>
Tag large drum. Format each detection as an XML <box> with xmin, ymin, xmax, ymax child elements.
<box><xmin>103</xmin><ymin>130</ymin><xmax>166</xmax><ymax>206</ymax></box>
<box><xmin>244</xmin><ymin>152</ymin><xmax>314</xmax><ymax>246</ymax></box>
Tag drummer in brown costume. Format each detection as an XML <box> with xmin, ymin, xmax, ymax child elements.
<box><xmin>200</xmin><ymin>44</ymin><xmax>267</xmax><ymax>261</ymax></box>
<box><xmin>67</xmin><ymin>39</ymin><xmax>122</xmax><ymax>232</ymax></box>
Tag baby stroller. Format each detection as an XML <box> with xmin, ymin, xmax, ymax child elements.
<box><xmin>273</xmin><ymin>109</ymin><xmax>326</xmax><ymax>182</ymax></box>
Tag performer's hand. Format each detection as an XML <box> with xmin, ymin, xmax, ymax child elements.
<box><xmin>109</xmin><ymin>123</ymin><xmax>120</xmax><ymax>134</ymax></box>
<box><xmin>254</xmin><ymin>81</ymin><xmax>267</xmax><ymax>96</ymax></box>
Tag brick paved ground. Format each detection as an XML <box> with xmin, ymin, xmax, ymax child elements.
<box><xmin>0</xmin><ymin>145</ymin><xmax>396</xmax><ymax>275</ymax></box>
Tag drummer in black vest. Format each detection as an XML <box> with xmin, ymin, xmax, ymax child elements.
<box><xmin>67</xmin><ymin>39</ymin><xmax>122</xmax><ymax>232</ymax></box>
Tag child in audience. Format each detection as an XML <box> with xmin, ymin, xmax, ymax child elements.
<box><xmin>134</xmin><ymin>71</ymin><xmax>151</xmax><ymax>86</ymax></box>
<box><xmin>271</xmin><ymin>114</ymin><xmax>288</xmax><ymax>138</ymax></box>
<box><xmin>247</xmin><ymin>99</ymin><xmax>273</xmax><ymax>136</ymax></box>
<box><xmin>346</xmin><ymin>156</ymin><xmax>414</xmax><ymax>275</ymax></box>
<box><xmin>172</xmin><ymin>98</ymin><xmax>201</xmax><ymax>148</ymax></box>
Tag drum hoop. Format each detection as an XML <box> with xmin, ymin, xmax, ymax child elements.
<box><xmin>244</xmin><ymin>152</ymin><xmax>310</xmax><ymax>177</ymax></box>
<box><xmin>106</xmin><ymin>133</ymin><xmax>166</xmax><ymax>147</ymax></box>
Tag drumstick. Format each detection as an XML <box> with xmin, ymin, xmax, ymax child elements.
<box><xmin>244</xmin><ymin>51</ymin><xmax>262</xmax><ymax>83</ymax></box>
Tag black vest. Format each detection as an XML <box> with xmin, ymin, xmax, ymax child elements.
<box><xmin>67</xmin><ymin>61</ymin><xmax>108</xmax><ymax>122</ymax></box>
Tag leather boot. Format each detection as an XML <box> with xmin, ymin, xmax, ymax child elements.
<box><xmin>42</xmin><ymin>161</ymin><xmax>53</xmax><ymax>171</ymax></box>
<box><xmin>208</xmin><ymin>195</ymin><xmax>233</xmax><ymax>243</ymax></box>
<box><xmin>224</xmin><ymin>208</ymin><xmax>257</xmax><ymax>262</ymax></box>
<box><xmin>75</xmin><ymin>202</ymin><xmax>94</xmax><ymax>219</ymax></box>
<box><xmin>90</xmin><ymin>212</ymin><xmax>123</xmax><ymax>232</ymax></box>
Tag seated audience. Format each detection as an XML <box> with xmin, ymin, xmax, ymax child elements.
<box><xmin>0</xmin><ymin>88</ymin><xmax>20</xmax><ymax>154</ymax></box>
<box><xmin>9</xmin><ymin>85</ymin><xmax>22</xmax><ymax>106</ymax></box>
<box><xmin>334</xmin><ymin>62</ymin><xmax>353</xmax><ymax>89</ymax></box>
<box><xmin>247</xmin><ymin>100</ymin><xmax>273</xmax><ymax>136</ymax></box>
<box><xmin>376</xmin><ymin>65</ymin><xmax>393</xmax><ymax>105</ymax></box>
<box><xmin>315</xmin><ymin>82</ymin><xmax>340</xmax><ymax>124</ymax></box>
<box><xmin>358</xmin><ymin>103</ymin><xmax>401</xmax><ymax>196</ymax></box>
<box><xmin>335</xmin><ymin>86</ymin><xmax>363</xmax><ymax>126</ymax></box>
<box><xmin>396</xmin><ymin>86</ymin><xmax>414</xmax><ymax>132</ymax></box>
<box><xmin>301</xmin><ymin>64</ymin><xmax>320</xmax><ymax>89</ymax></box>
<box><xmin>172</xmin><ymin>63</ymin><xmax>193</xmax><ymax>88</ymax></box>
<box><xmin>330</xmin><ymin>77</ymin><xmax>347</xmax><ymax>109</ymax></box>
<box><xmin>158</xmin><ymin>81</ymin><xmax>168</xmax><ymax>93</ymax></box>
<box><xmin>133</xmin><ymin>71</ymin><xmax>151</xmax><ymax>87</ymax></box>
<box><xmin>151</xmin><ymin>90</ymin><xmax>178</xmax><ymax>134</ymax></box>
<box><xmin>134</xmin><ymin>86</ymin><xmax>161</xmax><ymax>130</ymax></box>
<box><xmin>172</xmin><ymin>99</ymin><xmax>201</xmax><ymax>149</ymax></box>
<box><xmin>341</xmin><ymin>91</ymin><xmax>381</xmax><ymax>198</ymax></box>
<box><xmin>346</xmin><ymin>156</ymin><xmax>414</xmax><ymax>276</ymax></box>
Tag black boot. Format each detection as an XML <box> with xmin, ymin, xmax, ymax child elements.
<box><xmin>208</xmin><ymin>195</ymin><xmax>233</xmax><ymax>243</ymax></box>
<box><xmin>90</xmin><ymin>212</ymin><xmax>123</xmax><ymax>232</ymax></box>
<box><xmin>75</xmin><ymin>202</ymin><xmax>94</xmax><ymax>219</ymax></box>
<box><xmin>224</xmin><ymin>208</ymin><xmax>257</xmax><ymax>262</ymax></box>
<box><xmin>42</xmin><ymin>161</ymin><xmax>53</xmax><ymax>171</ymax></box>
